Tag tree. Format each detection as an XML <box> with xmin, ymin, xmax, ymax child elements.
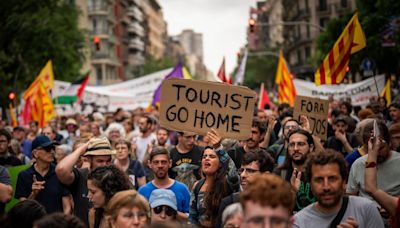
<box><xmin>0</xmin><ymin>0</ymin><xmax>86</xmax><ymax>109</ymax></box>
<box><xmin>142</xmin><ymin>55</ymin><xmax>175</xmax><ymax>76</ymax></box>
<box><xmin>234</xmin><ymin>50</ymin><xmax>279</xmax><ymax>90</ymax></box>
<box><xmin>315</xmin><ymin>0</ymin><xmax>400</xmax><ymax>79</ymax></box>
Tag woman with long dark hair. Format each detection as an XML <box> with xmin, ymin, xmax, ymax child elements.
<box><xmin>87</xmin><ymin>165</ymin><xmax>132</xmax><ymax>228</ymax></box>
<box><xmin>189</xmin><ymin>144</ymin><xmax>238</xmax><ymax>227</ymax></box>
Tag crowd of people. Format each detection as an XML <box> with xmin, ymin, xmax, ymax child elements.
<box><xmin>0</xmin><ymin>96</ymin><xmax>399</xmax><ymax>228</ymax></box>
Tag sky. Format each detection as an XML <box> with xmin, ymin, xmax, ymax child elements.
<box><xmin>160</xmin><ymin>0</ymin><xmax>255</xmax><ymax>76</ymax></box>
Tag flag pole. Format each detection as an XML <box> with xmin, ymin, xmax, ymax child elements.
<box><xmin>372</xmin><ymin>73</ymin><xmax>380</xmax><ymax>97</ymax></box>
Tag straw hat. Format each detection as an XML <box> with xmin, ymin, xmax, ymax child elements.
<box><xmin>84</xmin><ymin>137</ymin><xmax>116</xmax><ymax>156</ymax></box>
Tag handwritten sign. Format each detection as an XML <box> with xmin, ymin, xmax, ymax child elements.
<box><xmin>160</xmin><ymin>79</ymin><xmax>256</xmax><ymax>140</ymax></box>
<box><xmin>293</xmin><ymin>95</ymin><xmax>329</xmax><ymax>140</ymax></box>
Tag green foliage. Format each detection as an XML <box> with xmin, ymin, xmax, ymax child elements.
<box><xmin>142</xmin><ymin>55</ymin><xmax>175</xmax><ymax>76</ymax></box>
<box><xmin>0</xmin><ymin>0</ymin><xmax>86</xmax><ymax>109</ymax></box>
<box><xmin>238</xmin><ymin>51</ymin><xmax>279</xmax><ymax>90</ymax></box>
<box><xmin>315</xmin><ymin>0</ymin><xmax>400</xmax><ymax>76</ymax></box>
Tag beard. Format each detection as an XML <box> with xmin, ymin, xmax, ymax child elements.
<box><xmin>155</xmin><ymin>170</ymin><xmax>167</xmax><ymax>179</ymax></box>
<box><xmin>315</xmin><ymin>188</ymin><xmax>343</xmax><ymax>209</ymax></box>
<box><xmin>291</xmin><ymin>153</ymin><xmax>307</xmax><ymax>165</ymax></box>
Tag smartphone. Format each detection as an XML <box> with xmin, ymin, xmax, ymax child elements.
<box><xmin>373</xmin><ymin>120</ymin><xmax>380</xmax><ymax>142</ymax></box>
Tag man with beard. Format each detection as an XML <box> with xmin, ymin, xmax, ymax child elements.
<box><xmin>325</xmin><ymin>115</ymin><xmax>360</xmax><ymax>156</ymax></box>
<box><xmin>274</xmin><ymin>129</ymin><xmax>316</xmax><ymax>213</ymax></box>
<box><xmin>228</xmin><ymin>118</ymin><xmax>268</xmax><ymax>169</ymax></box>
<box><xmin>347</xmin><ymin>121</ymin><xmax>400</xmax><ymax>203</ymax></box>
<box><xmin>139</xmin><ymin>146</ymin><xmax>190</xmax><ymax>221</ymax></box>
<box><xmin>132</xmin><ymin>115</ymin><xmax>157</xmax><ymax>162</ymax></box>
<box><xmin>267</xmin><ymin>118</ymin><xmax>300</xmax><ymax>165</ymax></box>
<box><xmin>294</xmin><ymin>150</ymin><xmax>383</xmax><ymax>228</ymax></box>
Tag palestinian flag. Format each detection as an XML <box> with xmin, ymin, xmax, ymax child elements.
<box><xmin>55</xmin><ymin>75</ymin><xmax>89</xmax><ymax>104</ymax></box>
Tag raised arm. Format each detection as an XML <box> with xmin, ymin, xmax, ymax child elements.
<box><xmin>364</xmin><ymin>137</ymin><xmax>398</xmax><ymax>216</ymax></box>
<box><xmin>56</xmin><ymin>142</ymin><xmax>89</xmax><ymax>185</ymax></box>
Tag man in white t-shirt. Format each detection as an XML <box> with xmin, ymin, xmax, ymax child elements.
<box><xmin>132</xmin><ymin>115</ymin><xmax>156</xmax><ymax>162</ymax></box>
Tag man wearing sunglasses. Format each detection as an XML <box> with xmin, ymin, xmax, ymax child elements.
<box><xmin>15</xmin><ymin>135</ymin><xmax>71</xmax><ymax>214</ymax></box>
<box><xmin>150</xmin><ymin>189</ymin><xmax>178</xmax><ymax>223</ymax></box>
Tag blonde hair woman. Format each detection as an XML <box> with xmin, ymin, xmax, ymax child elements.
<box><xmin>106</xmin><ymin>190</ymin><xmax>150</xmax><ymax>228</ymax></box>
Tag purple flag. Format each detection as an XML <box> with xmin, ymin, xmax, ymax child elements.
<box><xmin>151</xmin><ymin>63</ymin><xmax>183</xmax><ymax>107</ymax></box>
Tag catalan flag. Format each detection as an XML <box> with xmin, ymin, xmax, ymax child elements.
<box><xmin>23</xmin><ymin>60</ymin><xmax>55</xmax><ymax>99</ymax></box>
<box><xmin>380</xmin><ymin>79</ymin><xmax>391</xmax><ymax>106</ymax></box>
<box><xmin>275</xmin><ymin>51</ymin><xmax>296</xmax><ymax>106</ymax></box>
<box><xmin>31</xmin><ymin>81</ymin><xmax>56</xmax><ymax>128</ymax></box>
<box><xmin>315</xmin><ymin>12</ymin><xmax>366</xmax><ymax>85</ymax></box>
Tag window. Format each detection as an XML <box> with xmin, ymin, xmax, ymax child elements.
<box><xmin>92</xmin><ymin>19</ymin><xmax>97</xmax><ymax>33</ymax></box>
<box><xmin>319</xmin><ymin>18</ymin><xmax>328</xmax><ymax>28</ymax></box>
<box><xmin>319</xmin><ymin>0</ymin><xmax>327</xmax><ymax>11</ymax></box>
<box><xmin>341</xmin><ymin>0</ymin><xmax>347</xmax><ymax>8</ymax></box>
<box><xmin>305</xmin><ymin>47</ymin><xmax>311</xmax><ymax>59</ymax></box>
<box><xmin>297</xmin><ymin>50</ymin><xmax>303</xmax><ymax>64</ymax></box>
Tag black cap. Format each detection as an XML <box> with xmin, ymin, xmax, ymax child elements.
<box><xmin>32</xmin><ymin>135</ymin><xmax>59</xmax><ymax>151</ymax></box>
<box><xmin>333</xmin><ymin>116</ymin><xmax>348</xmax><ymax>125</ymax></box>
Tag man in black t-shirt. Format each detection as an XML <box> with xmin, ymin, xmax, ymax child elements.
<box><xmin>169</xmin><ymin>131</ymin><xmax>203</xmax><ymax>190</ymax></box>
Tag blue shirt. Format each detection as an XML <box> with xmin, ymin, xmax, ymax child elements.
<box><xmin>139</xmin><ymin>180</ymin><xmax>190</xmax><ymax>213</ymax></box>
<box><xmin>345</xmin><ymin>148</ymin><xmax>363</xmax><ymax>172</ymax></box>
<box><xmin>15</xmin><ymin>163</ymin><xmax>69</xmax><ymax>213</ymax></box>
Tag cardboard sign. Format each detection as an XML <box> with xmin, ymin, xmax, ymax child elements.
<box><xmin>293</xmin><ymin>95</ymin><xmax>329</xmax><ymax>140</ymax></box>
<box><xmin>160</xmin><ymin>79</ymin><xmax>256</xmax><ymax>140</ymax></box>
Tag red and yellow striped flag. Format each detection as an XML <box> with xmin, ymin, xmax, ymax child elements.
<box><xmin>380</xmin><ymin>79</ymin><xmax>391</xmax><ymax>106</ymax></box>
<box><xmin>275</xmin><ymin>51</ymin><xmax>296</xmax><ymax>106</ymax></box>
<box><xmin>315</xmin><ymin>12</ymin><xmax>366</xmax><ymax>85</ymax></box>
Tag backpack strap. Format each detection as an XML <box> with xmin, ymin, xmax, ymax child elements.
<box><xmin>329</xmin><ymin>196</ymin><xmax>349</xmax><ymax>228</ymax></box>
<box><xmin>193</xmin><ymin>179</ymin><xmax>206</xmax><ymax>208</ymax></box>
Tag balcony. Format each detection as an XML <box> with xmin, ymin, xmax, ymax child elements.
<box><xmin>128</xmin><ymin>53</ymin><xmax>145</xmax><ymax>66</ymax></box>
<box><xmin>128</xmin><ymin>39</ymin><xmax>144</xmax><ymax>51</ymax></box>
<box><xmin>127</xmin><ymin>22</ymin><xmax>144</xmax><ymax>36</ymax></box>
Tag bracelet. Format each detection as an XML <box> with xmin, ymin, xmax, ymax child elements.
<box><xmin>365</xmin><ymin>161</ymin><xmax>377</xmax><ymax>168</ymax></box>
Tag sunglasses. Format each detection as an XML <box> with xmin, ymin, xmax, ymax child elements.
<box><xmin>153</xmin><ymin>205</ymin><xmax>176</xmax><ymax>216</ymax></box>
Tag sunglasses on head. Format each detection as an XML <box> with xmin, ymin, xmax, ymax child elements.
<box><xmin>153</xmin><ymin>205</ymin><xmax>176</xmax><ymax>216</ymax></box>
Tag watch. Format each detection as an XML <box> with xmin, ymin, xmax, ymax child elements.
<box><xmin>365</xmin><ymin>161</ymin><xmax>377</xmax><ymax>168</ymax></box>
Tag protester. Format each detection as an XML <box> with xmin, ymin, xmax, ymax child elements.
<box><xmin>267</xmin><ymin>118</ymin><xmax>300</xmax><ymax>165</ymax></box>
<box><xmin>0</xmin><ymin>129</ymin><xmax>22</xmax><ymax>167</ymax></box>
<box><xmin>132</xmin><ymin>115</ymin><xmax>157</xmax><ymax>162</ymax></box>
<box><xmin>325</xmin><ymin>115</ymin><xmax>360</xmax><ymax>156</ymax></box>
<box><xmin>149</xmin><ymin>189</ymin><xmax>178</xmax><ymax>223</ymax></box>
<box><xmin>105</xmin><ymin>123</ymin><xmax>126</xmax><ymax>149</ymax></box>
<box><xmin>15</xmin><ymin>135</ymin><xmax>71</xmax><ymax>214</ymax></box>
<box><xmin>240</xmin><ymin>173</ymin><xmax>295</xmax><ymax>228</ymax></box>
<box><xmin>12</xmin><ymin>126</ymin><xmax>32</xmax><ymax>159</ymax></box>
<box><xmin>41</xmin><ymin>125</ymin><xmax>58</xmax><ymax>142</ymax></box>
<box><xmin>365</xmin><ymin>136</ymin><xmax>400</xmax><ymax>227</ymax></box>
<box><xmin>56</xmin><ymin>137</ymin><xmax>115</xmax><ymax>226</ymax></box>
<box><xmin>189</xmin><ymin>145</ymin><xmax>237</xmax><ymax>227</ymax></box>
<box><xmin>106</xmin><ymin>189</ymin><xmax>150</xmax><ymax>228</ymax></box>
<box><xmin>274</xmin><ymin>129</ymin><xmax>316</xmax><ymax>212</ymax></box>
<box><xmin>228</xmin><ymin>118</ymin><xmax>269</xmax><ymax>169</ymax></box>
<box><xmin>294</xmin><ymin>150</ymin><xmax>384</xmax><ymax>227</ymax></box>
<box><xmin>114</xmin><ymin>139</ymin><xmax>146</xmax><ymax>189</ymax></box>
<box><xmin>169</xmin><ymin>131</ymin><xmax>203</xmax><ymax>190</ymax></box>
<box><xmin>0</xmin><ymin>165</ymin><xmax>12</xmax><ymax>215</ymax></box>
<box><xmin>347</xmin><ymin>121</ymin><xmax>400</xmax><ymax>202</ymax></box>
<box><xmin>87</xmin><ymin>165</ymin><xmax>132</xmax><ymax>228</ymax></box>
<box><xmin>389</xmin><ymin>122</ymin><xmax>400</xmax><ymax>152</ymax></box>
<box><xmin>61</xmin><ymin>118</ymin><xmax>78</xmax><ymax>146</ymax></box>
<box><xmin>221</xmin><ymin>203</ymin><xmax>243</xmax><ymax>228</ymax></box>
<box><xmin>139</xmin><ymin>146</ymin><xmax>190</xmax><ymax>220</ymax></box>
<box><xmin>34</xmin><ymin>213</ymin><xmax>85</xmax><ymax>228</ymax></box>
<box><xmin>2</xmin><ymin>199</ymin><xmax>47</xmax><ymax>228</ymax></box>
<box><xmin>345</xmin><ymin>118</ymin><xmax>374</xmax><ymax>171</ymax></box>
<box><xmin>216</xmin><ymin>150</ymin><xmax>274</xmax><ymax>228</ymax></box>
<box><xmin>10</xmin><ymin>139</ymin><xmax>30</xmax><ymax>164</ymax></box>
<box><xmin>388</xmin><ymin>103</ymin><xmax>400</xmax><ymax>127</ymax></box>
<box><xmin>55</xmin><ymin>144</ymin><xmax>72</xmax><ymax>164</ymax></box>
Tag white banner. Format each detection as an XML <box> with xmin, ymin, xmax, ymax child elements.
<box><xmin>294</xmin><ymin>75</ymin><xmax>385</xmax><ymax>107</ymax></box>
<box><xmin>53</xmin><ymin>68</ymin><xmax>172</xmax><ymax>115</ymax></box>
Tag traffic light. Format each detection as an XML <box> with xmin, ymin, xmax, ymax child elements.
<box><xmin>93</xmin><ymin>36</ymin><xmax>101</xmax><ymax>51</ymax></box>
<box><xmin>8</xmin><ymin>91</ymin><xmax>16</xmax><ymax>101</ymax></box>
<box><xmin>249</xmin><ymin>18</ymin><xmax>256</xmax><ymax>33</ymax></box>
